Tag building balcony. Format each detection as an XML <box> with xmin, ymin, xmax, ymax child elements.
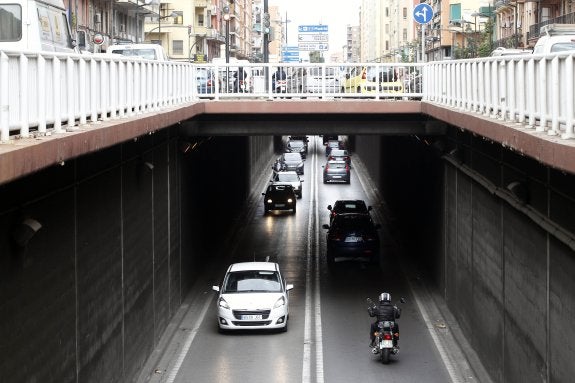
<box><xmin>114</xmin><ymin>0</ymin><xmax>157</xmax><ymax>15</ymax></box>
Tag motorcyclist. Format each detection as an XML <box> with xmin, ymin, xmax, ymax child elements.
<box><xmin>368</xmin><ymin>292</ymin><xmax>401</xmax><ymax>348</ymax></box>
<box><xmin>234</xmin><ymin>67</ymin><xmax>248</xmax><ymax>92</ymax></box>
<box><xmin>272</xmin><ymin>67</ymin><xmax>287</xmax><ymax>93</ymax></box>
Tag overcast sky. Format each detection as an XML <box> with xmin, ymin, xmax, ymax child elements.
<box><xmin>269</xmin><ymin>0</ymin><xmax>361</xmax><ymax>56</ymax></box>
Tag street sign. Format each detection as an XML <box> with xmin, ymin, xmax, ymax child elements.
<box><xmin>282</xmin><ymin>50</ymin><xmax>300</xmax><ymax>57</ymax></box>
<box><xmin>283</xmin><ymin>46</ymin><xmax>299</xmax><ymax>51</ymax></box>
<box><xmin>298</xmin><ymin>34</ymin><xmax>329</xmax><ymax>42</ymax></box>
<box><xmin>413</xmin><ymin>3</ymin><xmax>433</xmax><ymax>24</ymax></box>
<box><xmin>298</xmin><ymin>25</ymin><xmax>328</xmax><ymax>33</ymax></box>
<box><xmin>298</xmin><ymin>43</ymin><xmax>329</xmax><ymax>51</ymax></box>
<box><xmin>283</xmin><ymin>57</ymin><xmax>300</xmax><ymax>63</ymax></box>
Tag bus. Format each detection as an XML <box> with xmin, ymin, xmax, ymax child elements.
<box><xmin>0</xmin><ymin>0</ymin><xmax>76</xmax><ymax>52</ymax></box>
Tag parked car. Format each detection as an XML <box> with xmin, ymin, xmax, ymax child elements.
<box><xmin>322</xmin><ymin>160</ymin><xmax>350</xmax><ymax>184</ymax></box>
<box><xmin>277</xmin><ymin>152</ymin><xmax>305</xmax><ymax>175</ymax></box>
<box><xmin>327</xmin><ymin>149</ymin><xmax>351</xmax><ymax>166</ymax></box>
<box><xmin>286</xmin><ymin>139</ymin><xmax>307</xmax><ymax>158</ymax></box>
<box><xmin>325</xmin><ymin>140</ymin><xmax>341</xmax><ymax>156</ymax></box>
<box><xmin>196</xmin><ymin>68</ymin><xmax>215</xmax><ymax>96</ymax></box>
<box><xmin>341</xmin><ymin>66</ymin><xmax>378</xmax><ymax>94</ymax></box>
<box><xmin>271</xmin><ymin>171</ymin><xmax>303</xmax><ymax>198</ymax></box>
<box><xmin>322</xmin><ymin>213</ymin><xmax>381</xmax><ymax>266</ymax></box>
<box><xmin>262</xmin><ymin>184</ymin><xmax>297</xmax><ymax>214</ymax></box>
<box><xmin>212</xmin><ymin>261</ymin><xmax>293</xmax><ymax>332</ymax></box>
<box><xmin>287</xmin><ymin>66</ymin><xmax>340</xmax><ymax>95</ymax></box>
<box><xmin>327</xmin><ymin>200</ymin><xmax>372</xmax><ymax>224</ymax></box>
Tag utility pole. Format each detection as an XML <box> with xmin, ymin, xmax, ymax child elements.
<box><xmin>263</xmin><ymin>0</ymin><xmax>269</xmax><ymax>63</ymax></box>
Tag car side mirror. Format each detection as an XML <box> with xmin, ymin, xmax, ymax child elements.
<box><xmin>262</xmin><ymin>192</ymin><xmax>266</xmax><ymax>196</ymax></box>
<box><xmin>368</xmin><ymin>206</ymin><xmax>373</xmax><ymax>211</ymax></box>
<box><xmin>212</xmin><ymin>286</ymin><xmax>220</xmax><ymax>292</ymax></box>
<box><xmin>286</xmin><ymin>284</ymin><xmax>294</xmax><ymax>291</ymax></box>
<box><xmin>322</xmin><ymin>224</ymin><xmax>330</xmax><ymax>229</ymax></box>
<box><xmin>327</xmin><ymin>205</ymin><xmax>333</xmax><ymax>211</ymax></box>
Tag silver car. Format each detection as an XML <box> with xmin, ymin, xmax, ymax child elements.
<box><xmin>272</xmin><ymin>171</ymin><xmax>303</xmax><ymax>198</ymax></box>
<box><xmin>278</xmin><ymin>152</ymin><xmax>305</xmax><ymax>175</ymax></box>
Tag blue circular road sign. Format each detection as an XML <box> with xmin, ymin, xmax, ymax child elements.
<box><xmin>413</xmin><ymin>3</ymin><xmax>433</xmax><ymax>24</ymax></box>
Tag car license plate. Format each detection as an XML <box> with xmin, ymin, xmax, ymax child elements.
<box><xmin>381</xmin><ymin>339</ymin><xmax>393</xmax><ymax>348</ymax></box>
<box><xmin>332</xmin><ymin>175</ymin><xmax>341</xmax><ymax>178</ymax></box>
<box><xmin>275</xmin><ymin>204</ymin><xmax>285</xmax><ymax>207</ymax></box>
<box><xmin>241</xmin><ymin>315</ymin><xmax>263</xmax><ymax>320</ymax></box>
<box><xmin>345</xmin><ymin>236</ymin><xmax>361</xmax><ymax>242</ymax></box>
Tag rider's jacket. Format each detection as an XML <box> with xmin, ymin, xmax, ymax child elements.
<box><xmin>369</xmin><ymin>301</ymin><xmax>401</xmax><ymax>322</ymax></box>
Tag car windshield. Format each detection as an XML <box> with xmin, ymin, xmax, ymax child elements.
<box><xmin>277</xmin><ymin>173</ymin><xmax>299</xmax><ymax>181</ymax></box>
<box><xmin>335</xmin><ymin>201</ymin><xmax>367</xmax><ymax>212</ymax></box>
<box><xmin>288</xmin><ymin>141</ymin><xmax>304</xmax><ymax>148</ymax></box>
<box><xmin>331</xmin><ymin>150</ymin><xmax>347</xmax><ymax>156</ymax></box>
<box><xmin>328</xmin><ymin>162</ymin><xmax>347</xmax><ymax>169</ymax></box>
<box><xmin>268</xmin><ymin>184</ymin><xmax>293</xmax><ymax>192</ymax></box>
<box><xmin>333</xmin><ymin>215</ymin><xmax>373</xmax><ymax>229</ymax></box>
<box><xmin>551</xmin><ymin>42</ymin><xmax>575</xmax><ymax>52</ymax></box>
<box><xmin>223</xmin><ymin>270</ymin><xmax>282</xmax><ymax>293</ymax></box>
<box><xmin>284</xmin><ymin>153</ymin><xmax>301</xmax><ymax>161</ymax></box>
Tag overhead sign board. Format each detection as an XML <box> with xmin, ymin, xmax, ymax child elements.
<box><xmin>298</xmin><ymin>25</ymin><xmax>328</xmax><ymax>33</ymax></box>
<box><xmin>283</xmin><ymin>46</ymin><xmax>299</xmax><ymax>51</ymax></box>
<box><xmin>298</xmin><ymin>43</ymin><xmax>329</xmax><ymax>51</ymax></box>
<box><xmin>298</xmin><ymin>34</ymin><xmax>329</xmax><ymax>42</ymax></box>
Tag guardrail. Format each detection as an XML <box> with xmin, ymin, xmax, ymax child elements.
<box><xmin>424</xmin><ymin>52</ymin><xmax>575</xmax><ymax>139</ymax></box>
<box><xmin>1</xmin><ymin>50</ymin><xmax>574</xmax><ymax>142</ymax></box>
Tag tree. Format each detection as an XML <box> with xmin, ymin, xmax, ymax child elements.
<box><xmin>309</xmin><ymin>51</ymin><xmax>324</xmax><ymax>63</ymax></box>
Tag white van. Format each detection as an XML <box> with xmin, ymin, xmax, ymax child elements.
<box><xmin>106</xmin><ymin>44</ymin><xmax>169</xmax><ymax>61</ymax></box>
<box><xmin>533</xmin><ymin>24</ymin><xmax>575</xmax><ymax>54</ymax></box>
<box><xmin>0</xmin><ymin>0</ymin><xmax>76</xmax><ymax>52</ymax></box>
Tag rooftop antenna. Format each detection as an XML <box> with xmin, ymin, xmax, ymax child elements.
<box><xmin>265</xmin><ymin>255</ymin><xmax>270</xmax><ymax>262</ymax></box>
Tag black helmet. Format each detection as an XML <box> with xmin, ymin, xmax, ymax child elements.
<box><xmin>379</xmin><ymin>293</ymin><xmax>391</xmax><ymax>302</ymax></box>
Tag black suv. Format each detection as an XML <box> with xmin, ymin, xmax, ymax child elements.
<box><xmin>322</xmin><ymin>213</ymin><xmax>381</xmax><ymax>266</ymax></box>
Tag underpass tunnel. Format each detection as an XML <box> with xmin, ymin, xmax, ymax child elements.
<box><xmin>1</xmin><ymin>115</ymin><xmax>575</xmax><ymax>383</ymax></box>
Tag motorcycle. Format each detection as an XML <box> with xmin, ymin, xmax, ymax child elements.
<box><xmin>367</xmin><ymin>297</ymin><xmax>406</xmax><ymax>364</ymax></box>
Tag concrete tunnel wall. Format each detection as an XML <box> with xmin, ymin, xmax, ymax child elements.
<box><xmin>355</xmin><ymin>129</ymin><xmax>575</xmax><ymax>383</ymax></box>
<box><xmin>0</xmin><ymin>129</ymin><xmax>275</xmax><ymax>383</ymax></box>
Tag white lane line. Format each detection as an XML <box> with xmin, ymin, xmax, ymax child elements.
<box><xmin>302</xmin><ymin>138</ymin><xmax>316</xmax><ymax>383</ymax></box>
<box><xmin>165</xmin><ymin>295</ymin><xmax>213</xmax><ymax>383</ymax></box>
<box><xmin>313</xmin><ymin>142</ymin><xmax>324</xmax><ymax>383</ymax></box>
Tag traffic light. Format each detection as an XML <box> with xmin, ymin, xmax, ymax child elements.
<box><xmin>263</xmin><ymin>12</ymin><xmax>270</xmax><ymax>34</ymax></box>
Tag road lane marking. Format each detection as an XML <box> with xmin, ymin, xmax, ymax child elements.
<box><xmin>165</xmin><ymin>295</ymin><xmax>213</xmax><ymax>383</ymax></box>
<box><xmin>313</xmin><ymin>140</ymin><xmax>324</xmax><ymax>383</ymax></box>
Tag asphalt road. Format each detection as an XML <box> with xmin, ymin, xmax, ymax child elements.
<box><xmin>137</xmin><ymin>136</ymin><xmax>489</xmax><ymax>383</ymax></box>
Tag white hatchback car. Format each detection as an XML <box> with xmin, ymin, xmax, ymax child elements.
<box><xmin>212</xmin><ymin>262</ymin><xmax>293</xmax><ymax>332</ymax></box>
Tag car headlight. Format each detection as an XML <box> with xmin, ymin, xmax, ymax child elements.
<box><xmin>267</xmin><ymin>198</ymin><xmax>273</xmax><ymax>204</ymax></box>
<box><xmin>218</xmin><ymin>297</ymin><xmax>230</xmax><ymax>310</ymax></box>
<box><xmin>287</xmin><ymin>198</ymin><xmax>293</xmax><ymax>203</ymax></box>
<box><xmin>273</xmin><ymin>296</ymin><xmax>286</xmax><ymax>308</ymax></box>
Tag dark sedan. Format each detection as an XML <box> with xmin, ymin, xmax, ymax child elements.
<box><xmin>278</xmin><ymin>153</ymin><xmax>305</xmax><ymax>175</ymax></box>
<box><xmin>262</xmin><ymin>184</ymin><xmax>297</xmax><ymax>215</ymax></box>
<box><xmin>327</xmin><ymin>199</ymin><xmax>372</xmax><ymax>223</ymax></box>
<box><xmin>322</xmin><ymin>213</ymin><xmax>381</xmax><ymax>266</ymax></box>
<box><xmin>322</xmin><ymin>160</ymin><xmax>350</xmax><ymax>184</ymax></box>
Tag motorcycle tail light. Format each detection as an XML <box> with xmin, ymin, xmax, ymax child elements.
<box><xmin>383</xmin><ymin>333</ymin><xmax>393</xmax><ymax>340</ymax></box>
<box><xmin>374</xmin><ymin>331</ymin><xmax>380</xmax><ymax>337</ymax></box>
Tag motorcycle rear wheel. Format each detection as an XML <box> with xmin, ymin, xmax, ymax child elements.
<box><xmin>380</xmin><ymin>348</ymin><xmax>390</xmax><ymax>364</ymax></box>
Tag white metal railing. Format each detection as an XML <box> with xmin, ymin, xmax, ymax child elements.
<box><xmin>1</xmin><ymin>49</ymin><xmax>574</xmax><ymax>142</ymax></box>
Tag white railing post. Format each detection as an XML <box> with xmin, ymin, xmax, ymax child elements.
<box><xmin>562</xmin><ymin>55</ymin><xmax>574</xmax><ymax>139</ymax></box>
<box><xmin>19</xmin><ymin>54</ymin><xmax>29</xmax><ymax>137</ymax></box>
<box><xmin>79</xmin><ymin>58</ymin><xmax>87</xmax><ymax>125</ymax></box>
<box><xmin>526</xmin><ymin>58</ymin><xmax>536</xmax><ymax>129</ymax></box>
<box><xmin>0</xmin><ymin>52</ymin><xmax>9</xmax><ymax>142</ymax></box>
<box><xmin>549</xmin><ymin>56</ymin><xmax>560</xmax><ymax>136</ymax></box>
<box><xmin>66</xmin><ymin>57</ymin><xmax>76</xmax><ymax>129</ymax></box>
<box><xmin>537</xmin><ymin>58</ymin><xmax>548</xmax><ymax>132</ymax></box>
<box><xmin>90</xmin><ymin>58</ymin><xmax>99</xmax><ymax>123</ymax></box>
<box><xmin>38</xmin><ymin>55</ymin><xmax>47</xmax><ymax>133</ymax></box>
<box><xmin>53</xmin><ymin>56</ymin><xmax>62</xmax><ymax>133</ymax></box>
